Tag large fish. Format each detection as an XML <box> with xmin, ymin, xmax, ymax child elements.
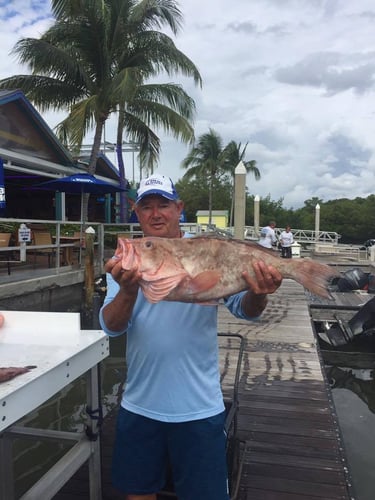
<box><xmin>115</xmin><ymin>236</ymin><xmax>339</xmax><ymax>303</ymax></box>
<box><xmin>0</xmin><ymin>366</ymin><xmax>36</xmax><ymax>383</ymax></box>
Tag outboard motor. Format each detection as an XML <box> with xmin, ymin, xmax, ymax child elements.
<box><xmin>336</xmin><ymin>268</ymin><xmax>368</xmax><ymax>292</ymax></box>
<box><xmin>321</xmin><ymin>296</ymin><xmax>375</xmax><ymax>346</ymax></box>
<box><xmin>368</xmin><ymin>274</ymin><xmax>375</xmax><ymax>294</ymax></box>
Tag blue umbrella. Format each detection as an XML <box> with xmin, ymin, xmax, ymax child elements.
<box><xmin>38</xmin><ymin>172</ymin><xmax>125</xmax><ymax>195</ymax></box>
<box><xmin>36</xmin><ymin>173</ymin><xmax>126</xmax><ymax>264</ymax></box>
<box><xmin>37</xmin><ymin>172</ymin><xmax>126</xmax><ymax>222</ymax></box>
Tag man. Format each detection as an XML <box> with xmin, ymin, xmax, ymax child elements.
<box><xmin>99</xmin><ymin>174</ymin><xmax>282</xmax><ymax>500</ymax></box>
<box><xmin>258</xmin><ymin>220</ymin><xmax>277</xmax><ymax>249</ymax></box>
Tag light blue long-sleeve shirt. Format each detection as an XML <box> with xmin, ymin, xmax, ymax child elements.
<box><xmin>99</xmin><ymin>238</ymin><xmax>255</xmax><ymax>423</ymax></box>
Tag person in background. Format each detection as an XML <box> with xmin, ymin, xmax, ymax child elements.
<box><xmin>279</xmin><ymin>225</ymin><xmax>294</xmax><ymax>258</ymax></box>
<box><xmin>99</xmin><ymin>174</ymin><xmax>283</xmax><ymax>500</ymax></box>
<box><xmin>258</xmin><ymin>220</ymin><xmax>277</xmax><ymax>249</ymax></box>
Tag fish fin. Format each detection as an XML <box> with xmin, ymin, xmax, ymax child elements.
<box><xmin>140</xmin><ymin>273</ymin><xmax>189</xmax><ymax>303</ymax></box>
<box><xmin>141</xmin><ymin>271</ymin><xmax>222</xmax><ymax>303</ymax></box>
<box><xmin>173</xmin><ymin>271</ymin><xmax>222</xmax><ymax>298</ymax></box>
<box><xmin>290</xmin><ymin>259</ymin><xmax>339</xmax><ymax>298</ymax></box>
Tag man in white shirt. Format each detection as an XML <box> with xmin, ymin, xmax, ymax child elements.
<box><xmin>258</xmin><ymin>221</ymin><xmax>277</xmax><ymax>249</ymax></box>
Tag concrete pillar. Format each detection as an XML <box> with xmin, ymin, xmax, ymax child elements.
<box><xmin>315</xmin><ymin>204</ymin><xmax>320</xmax><ymax>242</ymax></box>
<box><xmin>234</xmin><ymin>161</ymin><xmax>246</xmax><ymax>240</ymax></box>
<box><xmin>254</xmin><ymin>195</ymin><xmax>260</xmax><ymax>237</ymax></box>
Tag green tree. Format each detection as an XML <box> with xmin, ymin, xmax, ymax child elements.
<box><xmin>221</xmin><ymin>140</ymin><xmax>260</xmax><ymax>225</ymax></box>
<box><xmin>175</xmin><ymin>174</ymin><xmax>231</xmax><ymax>222</ymax></box>
<box><xmin>0</xmin><ymin>0</ymin><xmax>202</xmax><ymax>222</ymax></box>
<box><xmin>181</xmin><ymin>128</ymin><xmax>225</xmax><ymax>226</ymax></box>
<box><xmin>252</xmin><ymin>194</ymin><xmax>285</xmax><ymax>227</ymax></box>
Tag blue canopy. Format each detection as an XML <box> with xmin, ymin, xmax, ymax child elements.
<box><xmin>37</xmin><ymin>173</ymin><xmax>126</xmax><ymax>195</ymax></box>
<box><xmin>36</xmin><ymin>173</ymin><xmax>126</xmax><ymax>225</ymax></box>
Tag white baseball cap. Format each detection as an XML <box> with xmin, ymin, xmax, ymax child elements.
<box><xmin>135</xmin><ymin>174</ymin><xmax>179</xmax><ymax>204</ymax></box>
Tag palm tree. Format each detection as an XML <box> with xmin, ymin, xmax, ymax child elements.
<box><xmin>221</xmin><ymin>141</ymin><xmax>260</xmax><ymax>226</ymax></box>
<box><xmin>110</xmin><ymin>0</ymin><xmax>202</xmax><ymax>220</ymax></box>
<box><xmin>113</xmin><ymin>81</ymin><xmax>198</xmax><ymax>221</ymax></box>
<box><xmin>182</xmin><ymin>129</ymin><xmax>225</xmax><ymax>226</ymax></box>
<box><xmin>0</xmin><ymin>0</ymin><xmax>202</xmax><ymax>222</ymax></box>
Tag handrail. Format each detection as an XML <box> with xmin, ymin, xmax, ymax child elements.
<box><xmin>244</xmin><ymin>225</ymin><xmax>341</xmax><ymax>244</ymax></box>
<box><xmin>0</xmin><ymin>218</ymin><xmax>368</xmax><ymax>275</ymax></box>
<box><xmin>0</xmin><ymin>218</ymin><xmax>103</xmax><ymax>271</ymax></box>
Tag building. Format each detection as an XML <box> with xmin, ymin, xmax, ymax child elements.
<box><xmin>196</xmin><ymin>210</ymin><xmax>229</xmax><ymax>229</ymax></box>
<box><xmin>0</xmin><ymin>89</ymin><xmax>121</xmax><ymax>222</ymax></box>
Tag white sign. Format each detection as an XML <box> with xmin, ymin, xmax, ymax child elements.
<box><xmin>18</xmin><ymin>224</ymin><xmax>31</xmax><ymax>242</ymax></box>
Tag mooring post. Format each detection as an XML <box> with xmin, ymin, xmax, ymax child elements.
<box><xmin>84</xmin><ymin>226</ymin><xmax>96</xmax><ymax>327</ymax></box>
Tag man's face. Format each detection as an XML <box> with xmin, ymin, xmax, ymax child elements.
<box><xmin>135</xmin><ymin>195</ymin><xmax>184</xmax><ymax>238</ymax></box>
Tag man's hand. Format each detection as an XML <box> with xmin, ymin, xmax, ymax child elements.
<box><xmin>102</xmin><ymin>257</ymin><xmax>141</xmax><ymax>333</ymax></box>
<box><xmin>241</xmin><ymin>261</ymin><xmax>282</xmax><ymax>317</ymax></box>
<box><xmin>243</xmin><ymin>261</ymin><xmax>282</xmax><ymax>295</ymax></box>
<box><xmin>105</xmin><ymin>256</ymin><xmax>140</xmax><ymax>296</ymax></box>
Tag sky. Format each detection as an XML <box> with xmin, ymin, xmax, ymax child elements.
<box><xmin>1</xmin><ymin>0</ymin><xmax>375</xmax><ymax>208</ymax></box>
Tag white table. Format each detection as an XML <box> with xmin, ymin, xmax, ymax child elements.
<box><xmin>0</xmin><ymin>311</ymin><xmax>109</xmax><ymax>499</ymax></box>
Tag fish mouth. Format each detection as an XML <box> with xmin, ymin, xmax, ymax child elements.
<box><xmin>121</xmin><ymin>240</ymin><xmax>135</xmax><ymax>270</ymax></box>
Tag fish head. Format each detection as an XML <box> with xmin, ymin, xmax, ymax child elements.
<box><xmin>116</xmin><ymin>237</ymin><xmax>189</xmax><ymax>303</ymax></box>
<box><xmin>117</xmin><ymin>237</ymin><xmax>174</xmax><ymax>278</ymax></box>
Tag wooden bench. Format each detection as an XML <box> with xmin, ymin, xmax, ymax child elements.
<box><xmin>0</xmin><ymin>232</ymin><xmax>12</xmax><ymax>274</ymax></box>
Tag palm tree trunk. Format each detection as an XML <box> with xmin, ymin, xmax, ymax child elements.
<box><xmin>208</xmin><ymin>174</ymin><xmax>213</xmax><ymax>227</ymax></box>
<box><xmin>116</xmin><ymin>109</ymin><xmax>128</xmax><ymax>223</ymax></box>
<box><xmin>116</xmin><ymin>143</ymin><xmax>128</xmax><ymax>222</ymax></box>
<box><xmin>82</xmin><ymin>118</ymin><xmax>105</xmax><ymax>223</ymax></box>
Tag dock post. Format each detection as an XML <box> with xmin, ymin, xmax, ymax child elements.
<box><xmin>234</xmin><ymin>161</ymin><xmax>246</xmax><ymax>240</ymax></box>
<box><xmin>83</xmin><ymin>227</ymin><xmax>96</xmax><ymax>327</ymax></box>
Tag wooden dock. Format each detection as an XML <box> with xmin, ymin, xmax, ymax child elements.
<box><xmin>53</xmin><ymin>279</ymin><xmax>354</xmax><ymax>500</ymax></box>
<box><xmin>217</xmin><ymin>280</ymin><xmax>354</xmax><ymax>500</ymax></box>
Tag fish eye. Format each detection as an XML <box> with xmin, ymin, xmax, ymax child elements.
<box><xmin>145</xmin><ymin>240</ymin><xmax>153</xmax><ymax>248</ymax></box>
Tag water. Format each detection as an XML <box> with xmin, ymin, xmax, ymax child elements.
<box><xmin>324</xmin><ymin>362</ymin><xmax>375</xmax><ymax>500</ymax></box>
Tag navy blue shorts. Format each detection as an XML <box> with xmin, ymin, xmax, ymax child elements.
<box><xmin>112</xmin><ymin>407</ymin><xmax>229</xmax><ymax>499</ymax></box>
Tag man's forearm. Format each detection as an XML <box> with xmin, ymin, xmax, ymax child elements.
<box><xmin>102</xmin><ymin>288</ymin><xmax>137</xmax><ymax>332</ymax></box>
<box><xmin>241</xmin><ymin>291</ymin><xmax>268</xmax><ymax>318</ymax></box>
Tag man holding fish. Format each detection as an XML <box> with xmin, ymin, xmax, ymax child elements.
<box><xmin>100</xmin><ymin>174</ymin><xmax>283</xmax><ymax>500</ymax></box>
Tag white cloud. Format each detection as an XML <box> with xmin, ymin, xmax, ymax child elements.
<box><xmin>1</xmin><ymin>0</ymin><xmax>375</xmax><ymax>208</ymax></box>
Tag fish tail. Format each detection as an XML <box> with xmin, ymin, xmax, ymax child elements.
<box><xmin>285</xmin><ymin>259</ymin><xmax>338</xmax><ymax>298</ymax></box>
